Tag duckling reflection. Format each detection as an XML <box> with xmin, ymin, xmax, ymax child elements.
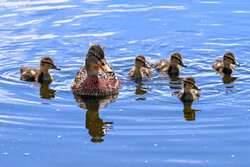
<box><xmin>222</xmin><ymin>75</ymin><xmax>237</xmax><ymax>84</ymax></box>
<box><xmin>135</xmin><ymin>79</ymin><xmax>150</xmax><ymax>95</ymax></box>
<box><xmin>39</xmin><ymin>82</ymin><xmax>56</xmax><ymax>99</ymax></box>
<box><xmin>134</xmin><ymin>79</ymin><xmax>151</xmax><ymax>101</ymax></box>
<box><xmin>169</xmin><ymin>74</ymin><xmax>182</xmax><ymax>94</ymax></box>
<box><xmin>178</xmin><ymin>77</ymin><xmax>201</xmax><ymax>121</ymax></box>
<box><xmin>182</xmin><ymin>101</ymin><xmax>201</xmax><ymax>121</ymax></box>
<box><xmin>74</xmin><ymin>94</ymin><xmax>117</xmax><ymax>143</ymax></box>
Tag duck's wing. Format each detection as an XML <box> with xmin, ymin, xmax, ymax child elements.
<box><xmin>230</xmin><ymin>64</ymin><xmax>236</xmax><ymax>72</ymax></box>
<box><xmin>155</xmin><ymin>59</ymin><xmax>170</xmax><ymax>71</ymax></box>
<box><xmin>212</xmin><ymin>59</ymin><xmax>223</xmax><ymax>72</ymax></box>
<box><xmin>141</xmin><ymin>67</ymin><xmax>153</xmax><ymax>77</ymax></box>
<box><xmin>129</xmin><ymin>67</ymin><xmax>136</xmax><ymax>77</ymax></box>
<box><xmin>20</xmin><ymin>66</ymin><xmax>40</xmax><ymax>81</ymax></box>
<box><xmin>178</xmin><ymin>90</ymin><xmax>184</xmax><ymax>99</ymax></box>
<box><xmin>72</xmin><ymin>66</ymin><xmax>120</xmax><ymax>96</ymax></box>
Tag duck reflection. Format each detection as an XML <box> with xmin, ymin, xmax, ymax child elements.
<box><xmin>39</xmin><ymin>82</ymin><xmax>56</xmax><ymax>99</ymax></box>
<box><xmin>181</xmin><ymin>101</ymin><xmax>201</xmax><ymax>121</ymax></box>
<box><xmin>134</xmin><ymin>79</ymin><xmax>151</xmax><ymax>101</ymax></box>
<box><xmin>169</xmin><ymin>74</ymin><xmax>182</xmax><ymax>92</ymax></box>
<box><xmin>74</xmin><ymin>94</ymin><xmax>117</xmax><ymax>143</ymax></box>
<box><xmin>222</xmin><ymin>75</ymin><xmax>237</xmax><ymax>84</ymax></box>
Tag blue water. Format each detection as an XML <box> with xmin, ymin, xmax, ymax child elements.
<box><xmin>0</xmin><ymin>0</ymin><xmax>250</xmax><ymax>166</ymax></box>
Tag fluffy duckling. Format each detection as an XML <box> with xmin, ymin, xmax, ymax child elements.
<box><xmin>155</xmin><ymin>52</ymin><xmax>187</xmax><ymax>74</ymax></box>
<box><xmin>178</xmin><ymin>77</ymin><xmax>201</xmax><ymax>101</ymax></box>
<box><xmin>72</xmin><ymin>43</ymin><xmax>120</xmax><ymax>96</ymax></box>
<box><xmin>20</xmin><ymin>56</ymin><xmax>60</xmax><ymax>83</ymax></box>
<box><xmin>129</xmin><ymin>55</ymin><xmax>153</xmax><ymax>78</ymax></box>
<box><xmin>212</xmin><ymin>52</ymin><xmax>240</xmax><ymax>75</ymax></box>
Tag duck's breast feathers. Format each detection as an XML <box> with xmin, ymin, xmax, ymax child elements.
<box><xmin>155</xmin><ymin>59</ymin><xmax>170</xmax><ymax>71</ymax></box>
<box><xmin>179</xmin><ymin>89</ymin><xmax>201</xmax><ymax>101</ymax></box>
<box><xmin>72</xmin><ymin>66</ymin><xmax>120</xmax><ymax>96</ymax></box>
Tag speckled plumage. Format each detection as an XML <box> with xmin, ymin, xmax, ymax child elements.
<box><xmin>129</xmin><ymin>67</ymin><xmax>153</xmax><ymax>78</ymax></box>
<box><xmin>72</xmin><ymin>66</ymin><xmax>120</xmax><ymax>96</ymax></box>
<box><xmin>129</xmin><ymin>55</ymin><xmax>153</xmax><ymax>78</ymax></box>
<box><xmin>212</xmin><ymin>52</ymin><xmax>240</xmax><ymax>75</ymax></box>
<box><xmin>178</xmin><ymin>77</ymin><xmax>201</xmax><ymax>101</ymax></box>
<box><xmin>72</xmin><ymin>44</ymin><xmax>120</xmax><ymax>96</ymax></box>
<box><xmin>20</xmin><ymin>56</ymin><xmax>60</xmax><ymax>83</ymax></box>
<box><xmin>155</xmin><ymin>52</ymin><xmax>186</xmax><ymax>74</ymax></box>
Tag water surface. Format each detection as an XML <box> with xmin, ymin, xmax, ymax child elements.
<box><xmin>0</xmin><ymin>0</ymin><xmax>249</xmax><ymax>166</ymax></box>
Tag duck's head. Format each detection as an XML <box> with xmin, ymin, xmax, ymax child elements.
<box><xmin>223</xmin><ymin>52</ymin><xmax>240</xmax><ymax>66</ymax></box>
<box><xmin>183</xmin><ymin>77</ymin><xmax>200</xmax><ymax>91</ymax></box>
<box><xmin>135</xmin><ymin>55</ymin><xmax>150</xmax><ymax>69</ymax></box>
<box><xmin>86</xmin><ymin>43</ymin><xmax>112</xmax><ymax>73</ymax></box>
<box><xmin>170</xmin><ymin>52</ymin><xmax>187</xmax><ymax>67</ymax></box>
<box><xmin>40</xmin><ymin>57</ymin><xmax>60</xmax><ymax>71</ymax></box>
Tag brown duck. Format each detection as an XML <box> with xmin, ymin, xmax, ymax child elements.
<box><xmin>20</xmin><ymin>56</ymin><xmax>60</xmax><ymax>83</ymax></box>
<box><xmin>178</xmin><ymin>77</ymin><xmax>201</xmax><ymax>101</ymax></box>
<box><xmin>129</xmin><ymin>55</ymin><xmax>153</xmax><ymax>78</ymax></box>
<box><xmin>72</xmin><ymin>43</ymin><xmax>120</xmax><ymax>96</ymax></box>
<box><xmin>155</xmin><ymin>52</ymin><xmax>187</xmax><ymax>75</ymax></box>
<box><xmin>212</xmin><ymin>52</ymin><xmax>240</xmax><ymax>75</ymax></box>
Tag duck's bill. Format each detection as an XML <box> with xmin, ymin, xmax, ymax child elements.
<box><xmin>180</xmin><ymin>61</ymin><xmax>187</xmax><ymax>67</ymax></box>
<box><xmin>234</xmin><ymin>61</ymin><xmax>240</xmax><ymax>66</ymax></box>
<box><xmin>143</xmin><ymin>61</ymin><xmax>151</xmax><ymax>68</ymax></box>
<box><xmin>193</xmin><ymin>84</ymin><xmax>201</xmax><ymax>90</ymax></box>
<box><xmin>98</xmin><ymin>61</ymin><xmax>113</xmax><ymax>73</ymax></box>
<box><xmin>52</xmin><ymin>65</ymin><xmax>61</xmax><ymax>70</ymax></box>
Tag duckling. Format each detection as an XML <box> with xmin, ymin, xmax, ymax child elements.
<box><xmin>72</xmin><ymin>43</ymin><xmax>120</xmax><ymax>96</ymax></box>
<box><xmin>178</xmin><ymin>77</ymin><xmax>201</xmax><ymax>101</ymax></box>
<box><xmin>129</xmin><ymin>55</ymin><xmax>153</xmax><ymax>78</ymax></box>
<box><xmin>155</xmin><ymin>52</ymin><xmax>187</xmax><ymax>74</ymax></box>
<box><xmin>20</xmin><ymin>56</ymin><xmax>60</xmax><ymax>83</ymax></box>
<box><xmin>212</xmin><ymin>52</ymin><xmax>240</xmax><ymax>75</ymax></box>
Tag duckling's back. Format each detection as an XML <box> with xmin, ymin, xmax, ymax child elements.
<box><xmin>212</xmin><ymin>59</ymin><xmax>223</xmax><ymax>72</ymax></box>
<box><xmin>20</xmin><ymin>66</ymin><xmax>40</xmax><ymax>81</ymax></box>
<box><xmin>155</xmin><ymin>59</ymin><xmax>170</xmax><ymax>71</ymax></box>
<box><xmin>141</xmin><ymin>67</ymin><xmax>154</xmax><ymax>77</ymax></box>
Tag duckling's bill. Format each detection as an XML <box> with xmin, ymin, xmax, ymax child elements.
<box><xmin>193</xmin><ymin>84</ymin><xmax>201</xmax><ymax>90</ymax></box>
<box><xmin>233</xmin><ymin>61</ymin><xmax>240</xmax><ymax>66</ymax></box>
<box><xmin>143</xmin><ymin>61</ymin><xmax>151</xmax><ymax>68</ymax></box>
<box><xmin>180</xmin><ymin>61</ymin><xmax>187</xmax><ymax>67</ymax></box>
<box><xmin>52</xmin><ymin>64</ymin><xmax>61</xmax><ymax>70</ymax></box>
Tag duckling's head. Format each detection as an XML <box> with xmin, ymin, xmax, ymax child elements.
<box><xmin>86</xmin><ymin>43</ymin><xmax>112</xmax><ymax>73</ymax></box>
<box><xmin>183</xmin><ymin>77</ymin><xmax>200</xmax><ymax>91</ymax></box>
<box><xmin>223</xmin><ymin>52</ymin><xmax>240</xmax><ymax>66</ymax></box>
<box><xmin>170</xmin><ymin>52</ymin><xmax>187</xmax><ymax>67</ymax></box>
<box><xmin>135</xmin><ymin>55</ymin><xmax>150</xmax><ymax>69</ymax></box>
<box><xmin>40</xmin><ymin>57</ymin><xmax>60</xmax><ymax>72</ymax></box>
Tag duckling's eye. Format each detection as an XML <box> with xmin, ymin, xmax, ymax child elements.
<box><xmin>101</xmin><ymin>62</ymin><xmax>105</xmax><ymax>66</ymax></box>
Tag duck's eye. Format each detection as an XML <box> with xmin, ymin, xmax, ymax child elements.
<box><xmin>101</xmin><ymin>63</ymin><xmax>105</xmax><ymax>66</ymax></box>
